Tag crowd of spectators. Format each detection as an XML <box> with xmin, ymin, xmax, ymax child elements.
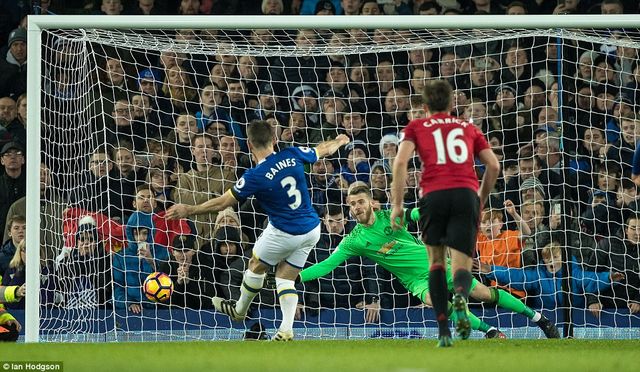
<box><xmin>0</xmin><ymin>0</ymin><xmax>639</xmax><ymax>328</ymax></box>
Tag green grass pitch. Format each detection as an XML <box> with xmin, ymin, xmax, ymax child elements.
<box><xmin>2</xmin><ymin>339</ymin><xmax>638</xmax><ymax>372</ymax></box>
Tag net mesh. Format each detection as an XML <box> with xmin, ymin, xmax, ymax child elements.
<box><xmin>33</xmin><ymin>25</ymin><xmax>640</xmax><ymax>341</ymax></box>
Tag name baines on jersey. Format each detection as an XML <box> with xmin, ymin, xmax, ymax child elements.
<box><xmin>402</xmin><ymin>112</ymin><xmax>490</xmax><ymax>196</ymax></box>
<box><xmin>230</xmin><ymin>146</ymin><xmax>320</xmax><ymax>235</ymax></box>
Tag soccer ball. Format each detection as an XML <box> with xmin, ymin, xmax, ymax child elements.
<box><xmin>143</xmin><ymin>272</ymin><xmax>173</xmax><ymax>302</ymax></box>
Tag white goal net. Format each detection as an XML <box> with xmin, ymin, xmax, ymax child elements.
<box><xmin>28</xmin><ymin>17</ymin><xmax>640</xmax><ymax>341</ymax></box>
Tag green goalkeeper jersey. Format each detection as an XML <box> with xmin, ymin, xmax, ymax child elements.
<box><xmin>300</xmin><ymin>209</ymin><xmax>430</xmax><ymax>293</ymax></box>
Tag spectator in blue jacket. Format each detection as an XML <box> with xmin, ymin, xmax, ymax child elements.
<box><xmin>112</xmin><ymin>185</ymin><xmax>170</xmax><ymax>313</ymax></box>
<box><xmin>477</xmin><ymin>241</ymin><xmax>625</xmax><ymax>309</ymax></box>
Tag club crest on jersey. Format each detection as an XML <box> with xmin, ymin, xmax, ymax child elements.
<box><xmin>377</xmin><ymin>240</ymin><xmax>398</xmax><ymax>255</ymax></box>
<box><xmin>236</xmin><ymin>177</ymin><xmax>246</xmax><ymax>189</ymax></box>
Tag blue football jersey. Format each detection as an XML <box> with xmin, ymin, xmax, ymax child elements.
<box><xmin>231</xmin><ymin>146</ymin><xmax>320</xmax><ymax>235</ymax></box>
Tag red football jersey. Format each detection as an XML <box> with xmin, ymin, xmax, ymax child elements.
<box><xmin>402</xmin><ymin>112</ymin><xmax>489</xmax><ymax>196</ymax></box>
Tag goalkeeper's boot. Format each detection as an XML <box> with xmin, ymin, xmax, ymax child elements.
<box><xmin>436</xmin><ymin>334</ymin><xmax>453</xmax><ymax>348</ymax></box>
<box><xmin>485</xmin><ymin>328</ymin><xmax>507</xmax><ymax>339</ymax></box>
<box><xmin>537</xmin><ymin>315</ymin><xmax>560</xmax><ymax>338</ymax></box>
<box><xmin>452</xmin><ymin>294</ymin><xmax>471</xmax><ymax>340</ymax></box>
<box><xmin>212</xmin><ymin>297</ymin><xmax>246</xmax><ymax>321</ymax></box>
<box><xmin>272</xmin><ymin>329</ymin><xmax>294</xmax><ymax>341</ymax></box>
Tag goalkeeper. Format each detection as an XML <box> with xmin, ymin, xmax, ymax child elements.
<box><xmin>299</xmin><ymin>184</ymin><xmax>560</xmax><ymax>339</ymax></box>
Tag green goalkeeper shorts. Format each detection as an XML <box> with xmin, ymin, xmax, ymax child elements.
<box><xmin>411</xmin><ymin>274</ymin><xmax>479</xmax><ymax>304</ymax></box>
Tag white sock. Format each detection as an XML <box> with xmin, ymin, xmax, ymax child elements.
<box><xmin>235</xmin><ymin>270</ymin><xmax>265</xmax><ymax>315</ymax></box>
<box><xmin>532</xmin><ymin>312</ymin><xmax>542</xmax><ymax>322</ymax></box>
<box><xmin>276</xmin><ymin>278</ymin><xmax>298</xmax><ymax>332</ymax></box>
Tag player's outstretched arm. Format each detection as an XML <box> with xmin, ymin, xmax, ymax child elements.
<box><xmin>477</xmin><ymin>148</ymin><xmax>500</xmax><ymax>205</ymax></box>
<box><xmin>166</xmin><ymin>190</ymin><xmax>237</xmax><ymax>220</ymax></box>
<box><xmin>299</xmin><ymin>246</ymin><xmax>354</xmax><ymax>282</ymax></box>
<box><xmin>390</xmin><ymin>140</ymin><xmax>415</xmax><ymax>229</ymax></box>
<box><xmin>314</xmin><ymin>134</ymin><xmax>351</xmax><ymax>158</ymax></box>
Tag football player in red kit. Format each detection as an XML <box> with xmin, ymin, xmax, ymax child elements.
<box><xmin>390</xmin><ymin>80</ymin><xmax>500</xmax><ymax>347</ymax></box>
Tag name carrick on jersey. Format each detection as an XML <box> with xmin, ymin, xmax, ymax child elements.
<box><xmin>230</xmin><ymin>146</ymin><xmax>320</xmax><ymax>235</ymax></box>
<box><xmin>402</xmin><ymin>112</ymin><xmax>490</xmax><ymax>196</ymax></box>
<box><xmin>299</xmin><ymin>209</ymin><xmax>431</xmax><ymax>294</ymax></box>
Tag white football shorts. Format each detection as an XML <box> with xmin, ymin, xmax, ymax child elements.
<box><xmin>253</xmin><ymin>223</ymin><xmax>321</xmax><ymax>269</ymax></box>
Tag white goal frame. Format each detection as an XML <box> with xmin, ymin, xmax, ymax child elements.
<box><xmin>25</xmin><ymin>14</ymin><xmax>640</xmax><ymax>343</ymax></box>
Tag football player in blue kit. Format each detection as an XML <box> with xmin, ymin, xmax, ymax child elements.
<box><xmin>167</xmin><ymin>120</ymin><xmax>350</xmax><ymax>340</ymax></box>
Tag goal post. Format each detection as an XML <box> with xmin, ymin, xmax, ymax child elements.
<box><xmin>26</xmin><ymin>14</ymin><xmax>640</xmax><ymax>343</ymax></box>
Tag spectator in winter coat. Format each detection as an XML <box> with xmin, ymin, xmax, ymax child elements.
<box><xmin>0</xmin><ymin>28</ymin><xmax>27</xmax><ymax>99</ymax></box>
<box><xmin>112</xmin><ymin>186</ymin><xmax>170</xmax><ymax>313</ymax></box>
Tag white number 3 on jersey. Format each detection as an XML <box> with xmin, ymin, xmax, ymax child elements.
<box><xmin>280</xmin><ymin>176</ymin><xmax>302</xmax><ymax>210</ymax></box>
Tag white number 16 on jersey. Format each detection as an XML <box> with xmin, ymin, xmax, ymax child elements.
<box><xmin>432</xmin><ymin>128</ymin><xmax>469</xmax><ymax>164</ymax></box>
<box><xmin>281</xmin><ymin>176</ymin><xmax>302</xmax><ymax>210</ymax></box>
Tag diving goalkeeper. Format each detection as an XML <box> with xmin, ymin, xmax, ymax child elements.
<box><xmin>299</xmin><ymin>184</ymin><xmax>560</xmax><ymax>339</ymax></box>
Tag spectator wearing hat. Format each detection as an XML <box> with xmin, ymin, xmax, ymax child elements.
<box><xmin>290</xmin><ymin>84</ymin><xmax>322</xmax><ymax>128</ymax></box>
<box><xmin>57</xmin><ymin>216</ymin><xmax>113</xmax><ymax>309</ymax></box>
<box><xmin>0</xmin><ymin>142</ymin><xmax>25</xmax><ymax>233</ymax></box>
<box><xmin>339</xmin><ymin>140</ymin><xmax>371</xmax><ymax>185</ymax></box>
<box><xmin>158</xmin><ymin>233</ymin><xmax>215</xmax><ymax>309</ymax></box>
<box><xmin>0</xmin><ymin>28</ymin><xmax>27</xmax><ymax>99</ymax></box>
<box><xmin>256</xmin><ymin>82</ymin><xmax>288</xmax><ymax>126</ymax></box>
<box><xmin>467</xmin><ymin>56</ymin><xmax>499</xmax><ymax>102</ymax></box>
<box><xmin>489</xmin><ymin>84</ymin><xmax>520</xmax><ymax>159</ymax></box>
<box><xmin>379</xmin><ymin>133</ymin><xmax>399</xmax><ymax>170</ymax></box>
<box><xmin>136</xmin><ymin>68</ymin><xmax>174</xmax><ymax>135</ymax></box>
